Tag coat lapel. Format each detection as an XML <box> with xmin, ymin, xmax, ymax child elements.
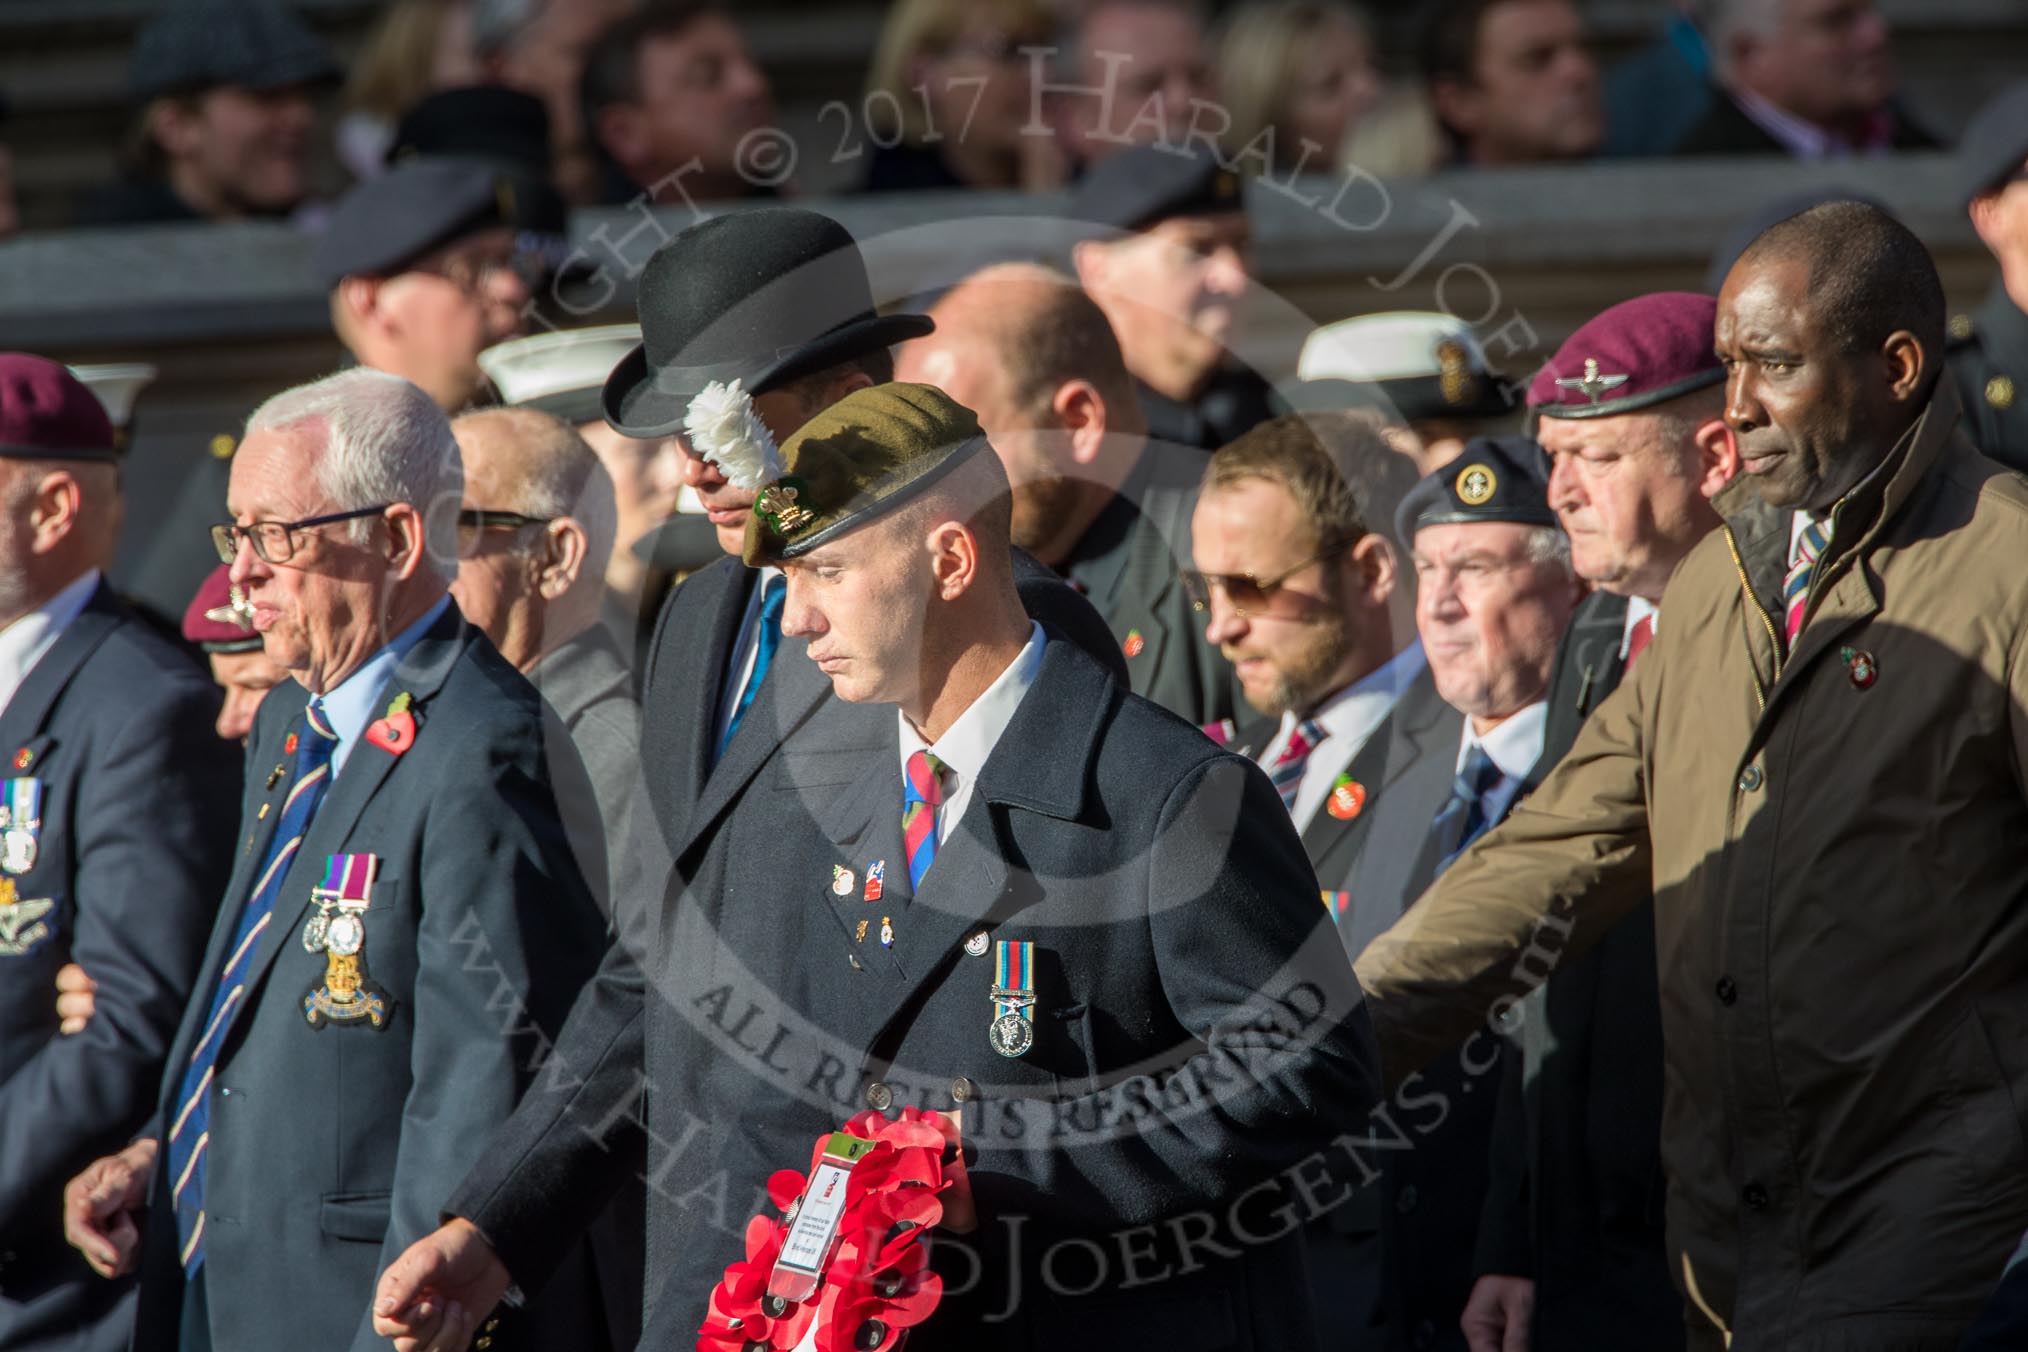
<box><xmin>676</xmin><ymin>561</ymin><xmax>755</xmax><ymax>809</ymax></box>
<box><xmin>228</xmin><ymin>611</ymin><xmax>468</xmax><ymax>1045</ymax></box>
<box><xmin>0</xmin><ymin>579</ymin><xmax>122</xmax><ymax>753</ymax></box>
<box><xmin>678</xmin><ymin>641</ymin><xmax>836</xmax><ymax>866</ymax></box>
<box><xmin>861</xmin><ymin>643</ymin><xmax>1109</xmax><ymax>1053</ymax></box>
<box><xmin>1301</xmin><ymin>713</ymin><xmax>1397</xmax><ymax>884</ymax></box>
<box><xmin>811</xmin><ymin>746</ymin><xmax>911</xmax><ymax>979</ymax></box>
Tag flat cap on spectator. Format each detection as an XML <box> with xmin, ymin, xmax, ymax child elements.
<box><xmin>130</xmin><ymin>0</ymin><xmax>339</xmax><ymax>103</ymax></box>
<box><xmin>1297</xmin><ymin>311</ymin><xmax>1518</xmax><ymax>423</ymax></box>
<box><xmin>1529</xmin><ymin>292</ymin><xmax>1723</xmax><ymax>420</ymax></box>
<box><xmin>742</xmin><ymin>383</ymin><xmax>989</xmax><ymax>566</ymax></box>
<box><xmin>1958</xmin><ymin>81</ymin><xmax>2028</xmax><ymax>208</ymax></box>
<box><xmin>315</xmin><ymin>159</ymin><xmax>514</xmax><ymax>287</ymax></box>
<box><xmin>0</xmin><ymin>354</ymin><xmax>119</xmax><ymax>462</ymax></box>
<box><xmin>182</xmin><ymin>564</ymin><xmax>262</xmax><ymax>653</ymax></box>
<box><xmin>1070</xmin><ymin>143</ymin><xmax>1245</xmax><ymax>234</ymax></box>
<box><xmin>480</xmin><ymin>326</ymin><xmax>642</xmax><ymax>424</ymax></box>
<box><xmin>1397</xmin><ymin>435</ymin><xmax>1555</xmax><ymax>544</ymax></box>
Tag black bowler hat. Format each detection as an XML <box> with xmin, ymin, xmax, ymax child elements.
<box><xmin>1958</xmin><ymin>81</ymin><xmax>2028</xmax><ymax>208</ymax></box>
<box><xmin>315</xmin><ymin>159</ymin><xmax>514</xmax><ymax>287</ymax></box>
<box><xmin>1396</xmin><ymin>435</ymin><xmax>1556</xmax><ymax>545</ymax></box>
<box><xmin>602</xmin><ymin>208</ymin><xmax>935</xmax><ymax>438</ymax></box>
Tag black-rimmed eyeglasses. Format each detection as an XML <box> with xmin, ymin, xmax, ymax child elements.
<box><xmin>210</xmin><ymin>505</ymin><xmax>390</xmax><ymax>565</ymax></box>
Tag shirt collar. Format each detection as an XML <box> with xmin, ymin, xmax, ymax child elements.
<box><xmin>1281</xmin><ymin>640</ymin><xmax>1426</xmax><ymax>746</ymax></box>
<box><xmin>1459</xmin><ymin>699</ymin><xmax>1548</xmax><ymax>782</ymax></box>
<box><xmin>1621</xmin><ymin>595</ymin><xmax>1659</xmax><ymax>657</ymax></box>
<box><xmin>315</xmin><ymin>594</ymin><xmax>450</xmax><ymax>775</ymax></box>
<box><xmin>1731</xmin><ymin>86</ymin><xmax>1894</xmax><ymax>159</ymax></box>
<box><xmin>0</xmin><ymin>570</ymin><xmax>100</xmax><ymax>704</ymax></box>
<box><xmin>897</xmin><ymin>621</ymin><xmax>1046</xmax><ymax>785</ymax></box>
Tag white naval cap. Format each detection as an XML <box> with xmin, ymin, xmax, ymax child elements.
<box><xmin>66</xmin><ymin>363</ymin><xmax>158</xmax><ymax>431</ymax></box>
<box><xmin>478</xmin><ymin>324</ymin><xmax>642</xmax><ymax>426</ymax></box>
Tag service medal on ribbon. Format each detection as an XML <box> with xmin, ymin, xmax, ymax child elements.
<box><xmin>1</xmin><ymin>778</ymin><xmax>42</xmax><ymax>875</ymax></box>
<box><xmin>989</xmin><ymin>939</ymin><xmax>1036</xmax><ymax>1057</ymax></box>
<box><xmin>303</xmin><ymin>853</ymin><xmax>391</xmax><ymax>1030</ymax></box>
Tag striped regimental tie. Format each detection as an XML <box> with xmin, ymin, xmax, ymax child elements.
<box><xmin>1267</xmin><ymin>718</ymin><xmax>1326</xmax><ymax>815</ymax></box>
<box><xmin>168</xmin><ymin>702</ymin><xmax>338</xmax><ymax>1276</ymax></box>
<box><xmin>1783</xmin><ymin>518</ymin><xmax>1831</xmax><ymax>649</ymax></box>
<box><xmin>902</xmin><ymin>750</ymin><xmax>946</xmax><ymax>891</ymax></box>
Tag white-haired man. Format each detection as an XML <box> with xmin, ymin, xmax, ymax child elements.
<box><xmin>62</xmin><ymin>369</ymin><xmax>615</xmax><ymax>1352</ymax></box>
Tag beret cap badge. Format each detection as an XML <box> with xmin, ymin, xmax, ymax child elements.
<box><xmin>1456</xmin><ymin>463</ymin><xmax>1498</xmax><ymax>506</ymax></box>
<box><xmin>756</xmin><ymin>481</ymin><xmax>815</xmax><ymax>536</ymax></box>
<box><xmin>1554</xmin><ymin>358</ymin><xmax>1631</xmax><ymax>405</ymax></box>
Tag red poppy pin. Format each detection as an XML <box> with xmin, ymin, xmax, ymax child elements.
<box><xmin>1840</xmin><ymin>646</ymin><xmax>1878</xmax><ymax>690</ymax></box>
<box><xmin>1123</xmin><ymin>629</ymin><xmax>1146</xmax><ymax>659</ymax></box>
<box><xmin>11</xmin><ymin>748</ymin><xmax>30</xmax><ymax>770</ymax></box>
<box><xmin>284</xmin><ymin>732</ymin><xmax>299</xmax><ymax>755</ymax></box>
<box><xmin>1327</xmin><ymin>775</ymin><xmax>1367</xmax><ymax>820</ymax></box>
<box><xmin>365</xmin><ymin>691</ymin><xmax>416</xmax><ymax>756</ymax></box>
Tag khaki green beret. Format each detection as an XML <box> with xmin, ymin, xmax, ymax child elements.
<box><xmin>741</xmin><ymin>382</ymin><xmax>989</xmax><ymax>566</ymax></box>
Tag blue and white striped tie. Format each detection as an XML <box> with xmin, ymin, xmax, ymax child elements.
<box><xmin>168</xmin><ymin>702</ymin><xmax>338</xmax><ymax>1277</ymax></box>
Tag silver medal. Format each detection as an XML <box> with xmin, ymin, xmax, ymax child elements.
<box><xmin>327</xmin><ymin>912</ymin><xmax>365</xmax><ymax>957</ymax></box>
<box><xmin>2</xmin><ymin>828</ymin><xmax>36</xmax><ymax>875</ymax></box>
<box><xmin>989</xmin><ymin>1011</ymin><xmax>1034</xmax><ymax>1058</ymax></box>
<box><xmin>302</xmin><ymin>910</ymin><xmax>330</xmax><ymax>952</ymax></box>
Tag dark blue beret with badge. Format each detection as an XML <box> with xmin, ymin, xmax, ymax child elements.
<box><xmin>1396</xmin><ymin>435</ymin><xmax>1556</xmax><ymax>544</ymax></box>
<box><xmin>314</xmin><ymin>159</ymin><xmax>515</xmax><ymax>288</ymax></box>
<box><xmin>130</xmin><ymin>0</ymin><xmax>338</xmax><ymax>103</ymax></box>
<box><xmin>1069</xmin><ymin>142</ymin><xmax>1246</xmax><ymax>234</ymax></box>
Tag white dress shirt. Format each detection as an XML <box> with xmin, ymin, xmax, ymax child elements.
<box><xmin>1261</xmin><ymin>641</ymin><xmax>1426</xmax><ymax>832</ymax></box>
<box><xmin>315</xmin><ymin>594</ymin><xmax>450</xmax><ymax>777</ymax></box>
<box><xmin>0</xmin><ymin>570</ymin><xmax>100</xmax><ymax>714</ymax></box>
<box><xmin>1455</xmin><ymin>699</ymin><xmax>1548</xmax><ymax>828</ymax></box>
<box><xmin>1621</xmin><ymin>595</ymin><xmax>1659</xmax><ymax>661</ymax></box>
<box><xmin>713</xmin><ymin>565</ymin><xmax>784</xmax><ymax>754</ymax></box>
<box><xmin>897</xmin><ymin>622</ymin><xmax>1046</xmax><ymax>848</ymax></box>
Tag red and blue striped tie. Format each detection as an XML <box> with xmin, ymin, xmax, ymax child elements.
<box><xmin>1783</xmin><ymin>519</ymin><xmax>1831</xmax><ymax>649</ymax></box>
<box><xmin>1268</xmin><ymin>719</ymin><xmax>1326</xmax><ymax>815</ymax></box>
<box><xmin>168</xmin><ymin>702</ymin><xmax>338</xmax><ymax>1277</ymax></box>
<box><xmin>903</xmin><ymin>750</ymin><xmax>945</xmax><ymax>890</ymax></box>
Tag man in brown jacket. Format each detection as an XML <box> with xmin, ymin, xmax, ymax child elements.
<box><xmin>1356</xmin><ymin>199</ymin><xmax>2028</xmax><ymax>1350</ymax></box>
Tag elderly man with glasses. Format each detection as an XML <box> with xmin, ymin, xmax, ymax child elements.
<box><xmin>62</xmin><ymin>368</ymin><xmax>616</xmax><ymax>1352</ymax></box>
<box><xmin>317</xmin><ymin>159</ymin><xmax>541</xmax><ymax>414</ymax></box>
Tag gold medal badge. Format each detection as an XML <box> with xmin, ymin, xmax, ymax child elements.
<box><xmin>303</xmin><ymin>853</ymin><xmax>391</xmax><ymax>1030</ymax></box>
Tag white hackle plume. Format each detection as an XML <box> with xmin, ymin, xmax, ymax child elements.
<box><xmin>683</xmin><ymin>378</ymin><xmax>783</xmax><ymax>491</ymax></box>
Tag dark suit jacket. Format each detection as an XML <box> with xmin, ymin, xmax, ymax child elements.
<box><xmin>0</xmin><ymin>581</ymin><xmax>238</xmax><ymax>1352</ymax></box>
<box><xmin>448</xmin><ymin>550</ymin><xmax>1127</xmax><ymax>1339</ymax></box>
<box><xmin>1320</xmin><ymin>670</ymin><xmax>1534</xmax><ymax>1352</ymax></box>
<box><xmin>130</xmin><ymin>608</ymin><xmax>611</xmax><ymax>1352</ymax></box>
<box><xmin>1065</xmin><ymin>450</ymin><xmax>1246</xmax><ymax>730</ymax></box>
<box><xmin>1473</xmin><ymin>591</ymin><xmax>1681</xmax><ymax>1350</ymax></box>
<box><xmin>1668</xmin><ymin>88</ymin><xmax>1939</xmax><ymax>156</ymax></box>
<box><xmin>640</xmin><ymin>637</ymin><xmax>1379</xmax><ymax>1349</ymax></box>
<box><xmin>1135</xmin><ymin>365</ymin><xmax>1279</xmax><ymax>453</ymax></box>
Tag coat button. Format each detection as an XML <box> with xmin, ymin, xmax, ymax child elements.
<box><xmin>219</xmin><ymin>1086</ymin><xmax>231</xmax><ymax>1097</ymax></box>
<box><xmin>1743</xmin><ymin>1181</ymin><xmax>1769</xmax><ymax>1210</ymax></box>
<box><xmin>950</xmin><ymin>1076</ymin><xmax>977</xmax><ymax>1103</ymax></box>
<box><xmin>1737</xmin><ymin>764</ymin><xmax>1763</xmax><ymax>792</ymax></box>
<box><xmin>1715</xmin><ymin>976</ymin><xmax>1737</xmax><ymax>1006</ymax></box>
<box><xmin>1396</xmin><ymin>1184</ymin><xmax>1420</xmax><ymax>1215</ymax></box>
<box><xmin>864</xmin><ymin>1081</ymin><xmax>893</xmax><ymax>1112</ymax></box>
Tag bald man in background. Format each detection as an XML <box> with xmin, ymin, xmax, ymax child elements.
<box><xmin>896</xmin><ymin>261</ymin><xmax>1244</xmax><ymax>731</ymax></box>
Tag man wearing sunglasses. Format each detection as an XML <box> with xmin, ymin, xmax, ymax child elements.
<box><xmin>318</xmin><ymin>158</ymin><xmax>539</xmax><ymax>415</ymax></box>
<box><xmin>62</xmin><ymin>368</ymin><xmax>614</xmax><ymax>1352</ymax></box>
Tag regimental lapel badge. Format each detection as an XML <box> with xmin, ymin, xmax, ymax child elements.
<box><xmin>1553</xmin><ymin>358</ymin><xmax>1631</xmax><ymax>404</ymax></box>
<box><xmin>0</xmin><ymin>878</ymin><xmax>55</xmax><ymax>957</ymax></box>
<box><xmin>303</xmin><ymin>853</ymin><xmax>392</xmax><ymax>1029</ymax></box>
<box><xmin>879</xmin><ymin>916</ymin><xmax>894</xmax><ymax>948</ymax></box>
<box><xmin>1841</xmin><ymin>646</ymin><xmax>1878</xmax><ymax>689</ymax></box>
<box><xmin>864</xmin><ymin>860</ymin><xmax>884</xmax><ymax>902</ymax></box>
<box><xmin>365</xmin><ymin>691</ymin><xmax>416</xmax><ymax>756</ymax></box>
<box><xmin>0</xmin><ymin>778</ymin><xmax>43</xmax><ymax>874</ymax></box>
<box><xmin>1123</xmin><ymin>629</ymin><xmax>1146</xmax><ymax>659</ymax></box>
<box><xmin>1326</xmin><ymin>774</ymin><xmax>1367</xmax><ymax>821</ymax></box>
<box><xmin>832</xmin><ymin>864</ymin><xmax>855</xmax><ymax>897</ymax></box>
<box><xmin>989</xmin><ymin>939</ymin><xmax>1036</xmax><ymax>1057</ymax></box>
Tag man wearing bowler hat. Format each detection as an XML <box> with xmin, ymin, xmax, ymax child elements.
<box><xmin>0</xmin><ymin>356</ymin><xmax>240</xmax><ymax>1352</ymax></box>
<box><xmin>371</xmin><ymin>207</ymin><xmax>1123</xmax><ymax>1349</ymax></box>
<box><xmin>1462</xmin><ymin>293</ymin><xmax>1734</xmax><ymax>1352</ymax></box>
